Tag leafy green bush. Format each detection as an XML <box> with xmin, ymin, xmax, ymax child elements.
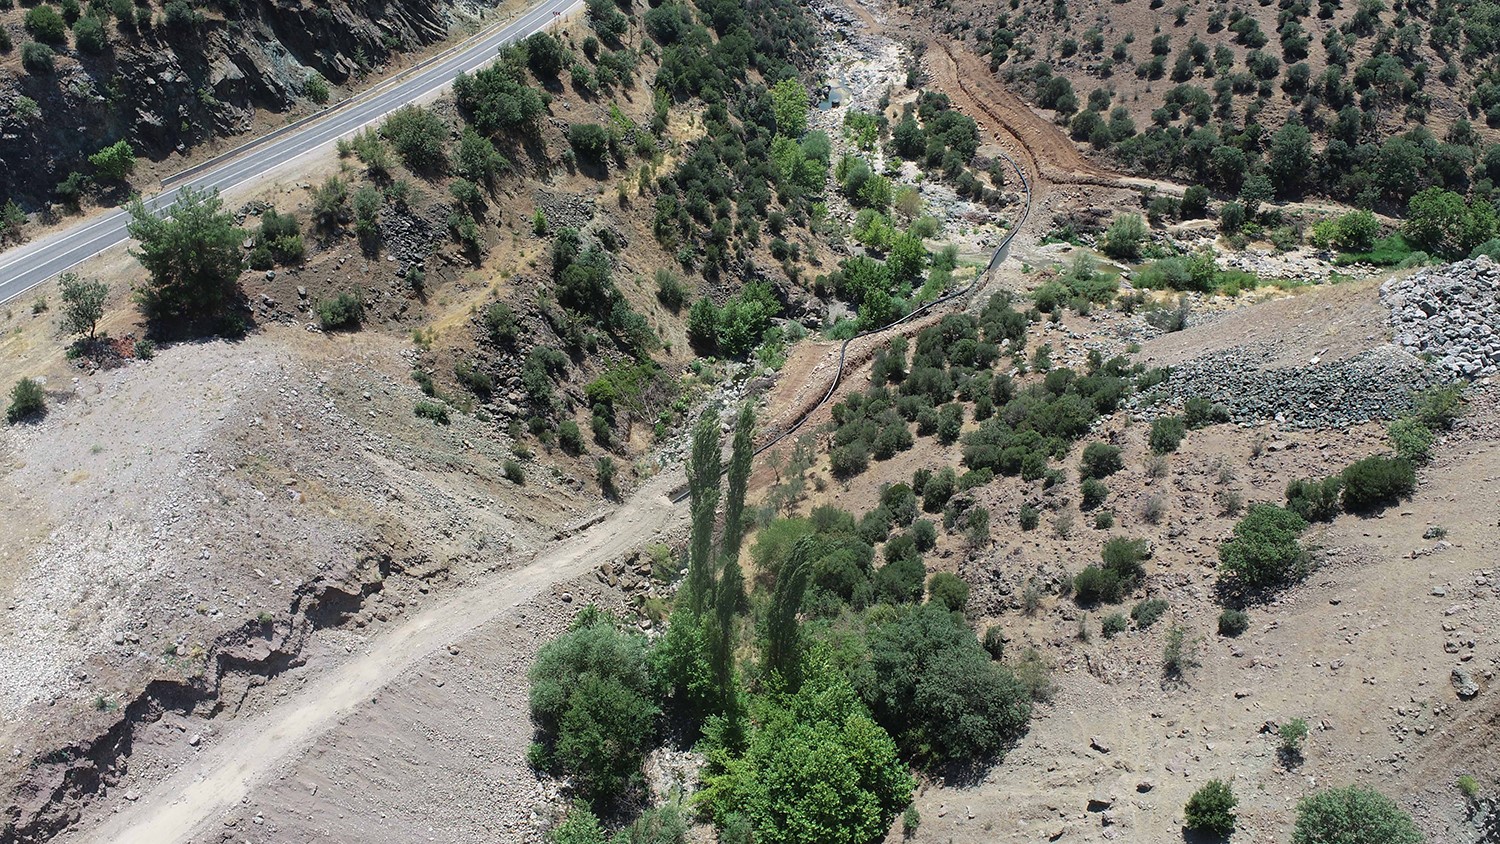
<box><xmin>1387</xmin><ymin>417</ymin><xmax>1434</xmax><ymax>462</ymax></box>
<box><xmin>1340</xmin><ymin>456</ymin><xmax>1415</xmax><ymax>512</ymax></box>
<box><xmin>21</xmin><ymin>42</ymin><xmax>55</xmax><ymax>74</ymax></box>
<box><xmin>1080</xmin><ymin>442</ymin><xmax>1123</xmax><ymax>479</ymax></box>
<box><xmin>861</xmin><ymin>603</ymin><xmax>1032</xmax><ymax>763</ymax></box>
<box><xmin>503</xmin><ymin>459</ymin><xmax>525</xmax><ymax>484</ymax></box>
<box><xmin>701</xmin><ymin>666</ymin><xmax>912</xmax><ymax>844</ymax></box>
<box><xmin>655</xmin><ymin>269</ymin><xmax>688</xmax><ymax>311</ymax></box>
<box><xmin>1285</xmin><ymin>476</ymin><xmax>1344</xmax><ymax>522</ymax></box>
<box><xmin>1073</xmin><ymin>565</ymin><xmax>1124</xmax><ymax>605</ymax></box>
<box><xmin>1101</xmin><ymin>213</ymin><xmax>1147</xmax><ymax>260</ymax></box>
<box><xmin>1292</xmin><ymin>786</ymin><xmax>1421</xmax><ymax>844</ymax></box>
<box><xmin>1101</xmin><ymin>537</ymin><xmax>1149</xmax><ymax>584</ymax></box>
<box><xmin>7</xmin><ymin>378</ymin><xmax>45</xmax><ymax>423</ymax></box>
<box><xmin>529</xmin><ymin>609</ymin><xmax>658</xmax><ymax>801</ymax></box>
<box><xmin>1101</xmin><ymin>613</ymin><xmax>1127</xmax><ymax>638</ymax></box>
<box><xmin>484</xmin><ymin>302</ymin><xmax>517</xmax><ymax>346</ymax></box>
<box><xmin>1130</xmin><ymin>598</ymin><xmax>1169</xmax><ymax>629</ymax></box>
<box><xmin>927</xmin><ymin>572</ymin><xmax>969</xmax><ymax>612</ymax></box>
<box><xmin>1019</xmin><ymin>504</ymin><xmax>1040</xmax><ymax>531</ymax></box>
<box><xmin>380</xmin><ymin>105</ymin><xmax>447</xmax><ymax>171</ymax></box>
<box><xmin>1217</xmin><ymin>608</ymin><xmax>1250</xmax><ymax>636</ymax></box>
<box><xmin>1080</xmin><ymin>477</ymin><xmax>1108</xmax><ymax>510</ymax></box>
<box><xmin>414</xmin><ymin>400</ymin><xmax>450</xmax><ymax>424</ymax></box>
<box><xmin>24</xmin><ymin>5</ymin><xmax>66</xmax><ymax>42</ymax></box>
<box><xmin>1149</xmin><ymin>415</ymin><xmax>1186</xmax><ymax>453</ymax></box>
<box><xmin>567</xmin><ymin>123</ymin><xmax>611</xmax><ymax>163</ymax></box>
<box><xmin>454</xmin><ymin>360</ymin><xmax>492</xmax><ymax>398</ymax></box>
<box><xmin>1412</xmin><ymin>384</ymin><xmax>1463</xmax><ymax>431</ymax></box>
<box><xmin>1184</xmin><ymin>780</ymin><xmax>1237</xmax><ymax>837</ymax></box>
<box><xmin>559</xmin><ymin>420</ymin><xmax>585</xmax><ymax>455</ymax></box>
<box><xmin>317</xmin><ymin>293</ymin><xmax>363</xmax><ymax>330</ymax></box>
<box><xmin>1183</xmin><ymin>396</ymin><xmax>1229</xmax><ymax>429</ymax></box>
<box><xmin>1218</xmin><ymin>504</ymin><xmax>1309</xmax><ymax>592</ymax></box>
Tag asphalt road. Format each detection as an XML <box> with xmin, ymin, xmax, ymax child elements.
<box><xmin>0</xmin><ymin>0</ymin><xmax>580</xmax><ymax>305</ymax></box>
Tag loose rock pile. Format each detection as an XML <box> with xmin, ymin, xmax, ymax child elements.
<box><xmin>1137</xmin><ymin>342</ymin><xmax>1443</xmax><ymax>429</ymax></box>
<box><xmin>1382</xmin><ymin>256</ymin><xmax>1500</xmax><ymax>378</ymax></box>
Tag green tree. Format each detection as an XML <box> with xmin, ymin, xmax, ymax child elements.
<box><xmin>454</xmin><ymin>64</ymin><xmax>548</xmax><ymax>134</ymax></box>
<box><xmin>567</xmin><ymin>123</ymin><xmax>610</xmax><ymax>163</ymax></box>
<box><xmin>24</xmin><ymin>5</ymin><xmax>67</xmax><ymax>43</ymax></box>
<box><xmin>763</xmin><ymin>536</ymin><xmax>814</xmax><ymax>685</ymax></box>
<box><xmin>862</xmin><ymin>602</ymin><xmax>1031</xmax><ymax>762</ymax></box>
<box><xmin>927</xmin><ymin>572</ymin><xmax>969</xmax><ymax>611</ymax></box>
<box><xmin>687</xmin><ymin>297</ymin><xmax>718</xmax><ymax>351</ymax></box>
<box><xmin>886</xmin><ymin>231</ymin><xmax>928</xmax><ymax>285</ymax></box>
<box><xmin>73</xmin><ymin>13</ymin><xmax>106</xmax><ymax>53</ymax></box>
<box><xmin>1292</xmin><ymin>786</ymin><xmax>1422</xmax><ymax>844</ymax></box>
<box><xmin>88</xmin><ymin>140</ymin><xmax>135</xmax><ymax>182</ymax></box>
<box><xmin>457</xmin><ymin>127</ymin><xmax>507</xmax><ymax>187</ymax></box>
<box><xmin>1217</xmin><ymin>504</ymin><xmax>1309</xmax><ymax>592</ymax></box>
<box><xmin>770</xmin><ymin>77</ymin><xmax>810</xmax><ymax>138</ymax></box>
<box><xmin>1266</xmin><ymin>122</ymin><xmax>1313</xmax><ymax>197</ymax></box>
<box><xmin>529</xmin><ymin>610</ymin><xmax>658</xmax><ymax>801</ymax></box>
<box><xmin>59</xmin><ymin>272</ymin><xmax>107</xmax><ymax>342</ymax></box>
<box><xmin>380</xmin><ymin>105</ymin><xmax>447</xmax><ymax>171</ymax></box>
<box><xmin>1101</xmin><ymin>213</ymin><xmax>1147</xmax><ymax>260</ymax></box>
<box><xmin>701</xmin><ymin>664</ymin><xmax>913</xmax><ymax>844</ymax></box>
<box><xmin>126</xmin><ymin>187</ymin><xmax>245</xmax><ymax>327</ymax></box>
<box><xmin>524</xmin><ymin>31</ymin><xmax>568</xmax><ymax>78</ymax></box>
<box><xmin>723</xmin><ymin>403</ymin><xmax>755</xmax><ymax>558</ymax></box>
<box><xmin>1184</xmin><ymin>779</ymin><xmax>1237</xmax><ymax>837</ymax></box>
<box><xmin>686</xmin><ymin>408</ymin><xmax>722</xmax><ymax>616</ymax></box>
<box><xmin>548</xmin><ymin>803</ymin><xmax>606</xmax><ymax>844</ymax></box>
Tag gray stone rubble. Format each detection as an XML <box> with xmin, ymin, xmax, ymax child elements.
<box><xmin>1381</xmin><ymin>256</ymin><xmax>1500</xmax><ymax>379</ymax></box>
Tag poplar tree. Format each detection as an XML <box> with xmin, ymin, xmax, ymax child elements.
<box><xmin>686</xmin><ymin>408</ymin><xmax>722</xmax><ymax>615</ymax></box>
<box><xmin>763</xmin><ymin>537</ymin><xmax>814</xmax><ymax>687</ymax></box>
<box><xmin>722</xmin><ymin>403</ymin><xmax>755</xmax><ymax>559</ymax></box>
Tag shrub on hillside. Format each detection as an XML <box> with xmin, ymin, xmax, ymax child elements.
<box><xmin>1340</xmin><ymin>455</ymin><xmax>1415</xmax><ymax>512</ymax></box>
<box><xmin>1387</xmin><ymin>416</ymin><xmax>1434</xmax><ymax>462</ymax></box>
<box><xmin>1149</xmin><ymin>415</ymin><xmax>1186</xmax><ymax>453</ymax></box>
<box><xmin>1131</xmin><ymin>598</ymin><xmax>1169</xmax><ymax>629</ymax></box>
<box><xmin>529</xmin><ymin>609</ymin><xmax>658</xmax><ymax>801</ymax></box>
<box><xmin>1285</xmin><ymin>476</ymin><xmax>1344</xmax><ymax>522</ymax></box>
<box><xmin>927</xmin><ymin>572</ymin><xmax>970</xmax><ymax>612</ymax></box>
<box><xmin>317</xmin><ymin>293</ymin><xmax>363</xmax><ymax>330</ymax></box>
<box><xmin>1292</xmin><ymin>786</ymin><xmax>1422</xmax><ymax>844</ymax></box>
<box><xmin>1073</xmin><ymin>565</ymin><xmax>1124</xmax><ymax>605</ymax></box>
<box><xmin>1217</xmin><ymin>504</ymin><xmax>1309</xmax><ymax>593</ymax></box>
<box><xmin>1183</xmin><ymin>396</ymin><xmax>1229</xmax><ymax>428</ymax></box>
<box><xmin>1101</xmin><ymin>612</ymin><xmax>1127</xmax><ymax>638</ymax></box>
<box><xmin>1080</xmin><ymin>441</ymin><xmax>1123</xmax><ymax>479</ymax></box>
<box><xmin>861</xmin><ymin>602</ymin><xmax>1032</xmax><ymax>763</ymax></box>
<box><xmin>558</xmin><ymin>420</ymin><xmax>585</xmax><ymax>455</ymax></box>
<box><xmin>7</xmin><ymin>378</ymin><xmax>45</xmax><ymax>423</ymax></box>
<box><xmin>1185</xmin><ymin>780</ymin><xmax>1238</xmax><ymax>837</ymax></box>
<box><xmin>1080</xmin><ymin>477</ymin><xmax>1108</xmax><ymax>510</ymax></box>
<box><xmin>1217</xmin><ymin>608</ymin><xmax>1250</xmax><ymax>636</ymax></box>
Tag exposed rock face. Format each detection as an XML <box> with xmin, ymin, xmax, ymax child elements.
<box><xmin>0</xmin><ymin>0</ymin><xmax>470</xmax><ymax>205</ymax></box>
<box><xmin>1382</xmin><ymin>256</ymin><xmax>1500</xmax><ymax>379</ymax></box>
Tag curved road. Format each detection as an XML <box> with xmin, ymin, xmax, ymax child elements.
<box><xmin>0</xmin><ymin>0</ymin><xmax>580</xmax><ymax>305</ymax></box>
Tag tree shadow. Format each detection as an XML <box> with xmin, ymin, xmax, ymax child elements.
<box><xmin>1182</xmin><ymin>828</ymin><xmax>1230</xmax><ymax>844</ymax></box>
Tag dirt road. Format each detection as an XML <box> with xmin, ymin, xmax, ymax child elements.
<box><xmin>70</xmin><ymin>471</ymin><xmax>687</xmax><ymax>844</ymax></box>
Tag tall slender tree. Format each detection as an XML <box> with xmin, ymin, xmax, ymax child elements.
<box><xmin>686</xmin><ymin>408</ymin><xmax>722</xmax><ymax>615</ymax></box>
<box><xmin>722</xmin><ymin>402</ymin><xmax>755</xmax><ymax>559</ymax></box>
<box><xmin>764</xmin><ymin>537</ymin><xmax>814</xmax><ymax>687</ymax></box>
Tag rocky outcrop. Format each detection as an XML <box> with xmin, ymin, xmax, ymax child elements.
<box><xmin>1382</xmin><ymin>256</ymin><xmax>1500</xmax><ymax>379</ymax></box>
<box><xmin>0</xmin><ymin>0</ymin><xmax>480</xmax><ymax>205</ymax></box>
